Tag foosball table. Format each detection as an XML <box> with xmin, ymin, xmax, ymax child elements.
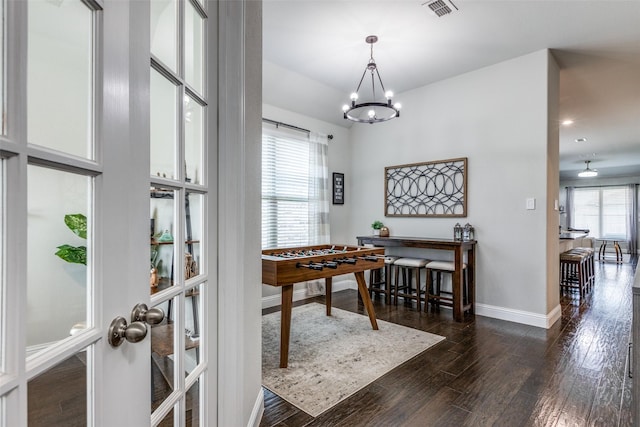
<box><xmin>262</xmin><ymin>244</ymin><xmax>385</xmax><ymax>368</ymax></box>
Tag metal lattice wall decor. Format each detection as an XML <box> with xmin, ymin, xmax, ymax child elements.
<box><xmin>385</xmin><ymin>157</ymin><xmax>467</xmax><ymax>217</ymax></box>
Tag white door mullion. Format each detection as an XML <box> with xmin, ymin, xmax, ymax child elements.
<box><xmin>3</xmin><ymin>0</ymin><xmax>27</xmax><ymax>423</ymax></box>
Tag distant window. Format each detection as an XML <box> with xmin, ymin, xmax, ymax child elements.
<box><xmin>572</xmin><ymin>186</ymin><xmax>630</xmax><ymax>239</ymax></box>
<box><xmin>261</xmin><ymin>126</ymin><xmax>329</xmax><ymax>249</ymax></box>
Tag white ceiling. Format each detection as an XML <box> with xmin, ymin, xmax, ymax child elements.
<box><xmin>263</xmin><ymin>0</ymin><xmax>640</xmax><ymax>180</ymax></box>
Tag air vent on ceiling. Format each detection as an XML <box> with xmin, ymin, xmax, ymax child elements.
<box><xmin>423</xmin><ymin>0</ymin><xmax>458</xmax><ymax>17</ymax></box>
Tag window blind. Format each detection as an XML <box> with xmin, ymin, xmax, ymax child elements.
<box><xmin>572</xmin><ymin>186</ymin><xmax>629</xmax><ymax>239</ymax></box>
<box><xmin>261</xmin><ymin>126</ymin><xmax>329</xmax><ymax>249</ymax></box>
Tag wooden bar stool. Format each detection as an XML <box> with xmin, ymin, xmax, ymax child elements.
<box><xmin>570</xmin><ymin>247</ymin><xmax>595</xmax><ymax>291</ymax></box>
<box><xmin>368</xmin><ymin>256</ymin><xmax>399</xmax><ymax>304</ymax></box>
<box><xmin>393</xmin><ymin>257</ymin><xmax>429</xmax><ymax>309</ymax></box>
<box><xmin>425</xmin><ymin>260</ymin><xmax>470</xmax><ymax>314</ymax></box>
<box><xmin>559</xmin><ymin>250</ymin><xmax>589</xmax><ymax>297</ymax></box>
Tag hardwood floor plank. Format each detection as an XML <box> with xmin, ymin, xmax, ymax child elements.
<box><xmin>261</xmin><ymin>258</ymin><xmax>637</xmax><ymax>427</ymax></box>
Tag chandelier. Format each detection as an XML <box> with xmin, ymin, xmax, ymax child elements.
<box><xmin>342</xmin><ymin>35</ymin><xmax>401</xmax><ymax>124</ymax></box>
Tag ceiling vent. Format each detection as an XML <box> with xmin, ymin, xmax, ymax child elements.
<box><xmin>423</xmin><ymin>0</ymin><xmax>458</xmax><ymax>17</ymax></box>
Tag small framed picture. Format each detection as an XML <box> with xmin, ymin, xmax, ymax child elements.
<box><xmin>332</xmin><ymin>172</ymin><xmax>344</xmax><ymax>205</ymax></box>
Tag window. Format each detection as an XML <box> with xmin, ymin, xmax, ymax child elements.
<box><xmin>262</xmin><ymin>126</ymin><xmax>329</xmax><ymax>249</ymax></box>
<box><xmin>572</xmin><ymin>186</ymin><xmax>631</xmax><ymax>239</ymax></box>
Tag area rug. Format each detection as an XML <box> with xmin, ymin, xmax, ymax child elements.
<box><xmin>262</xmin><ymin>303</ymin><xmax>445</xmax><ymax>417</ymax></box>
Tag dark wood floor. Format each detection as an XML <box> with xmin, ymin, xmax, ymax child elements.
<box><xmin>260</xmin><ymin>258</ymin><xmax>638</xmax><ymax>427</ymax></box>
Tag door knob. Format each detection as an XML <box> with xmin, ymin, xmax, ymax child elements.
<box><xmin>131</xmin><ymin>303</ymin><xmax>165</xmax><ymax>325</ymax></box>
<box><xmin>108</xmin><ymin>317</ymin><xmax>147</xmax><ymax>347</ymax></box>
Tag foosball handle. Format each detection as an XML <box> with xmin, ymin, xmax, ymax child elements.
<box><xmin>296</xmin><ymin>262</ymin><xmax>324</xmax><ymax>271</ymax></box>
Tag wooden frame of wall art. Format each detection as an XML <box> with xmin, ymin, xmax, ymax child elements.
<box><xmin>384</xmin><ymin>157</ymin><xmax>467</xmax><ymax>217</ymax></box>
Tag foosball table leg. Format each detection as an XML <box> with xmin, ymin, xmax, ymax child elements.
<box><xmin>280</xmin><ymin>284</ymin><xmax>294</xmax><ymax>368</ymax></box>
<box><xmin>325</xmin><ymin>277</ymin><xmax>332</xmax><ymax>316</ymax></box>
<box><xmin>354</xmin><ymin>271</ymin><xmax>379</xmax><ymax>330</ymax></box>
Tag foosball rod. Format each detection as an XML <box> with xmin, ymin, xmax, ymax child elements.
<box><xmin>296</xmin><ymin>262</ymin><xmax>324</xmax><ymax>271</ymax></box>
<box><xmin>332</xmin><ymin>257</ymin><xmax>357</xmax><ymax>265</ymax></box>
<box><xmin>357</xmin><ymin>255</ymin><xmax>381</xmax><ymax>262</ymax></box>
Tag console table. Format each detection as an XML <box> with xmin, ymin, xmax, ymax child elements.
<box><xmin>356</xmin><ymin>235</ymin><xmax>476</xmax><ymax>322</ymax></box>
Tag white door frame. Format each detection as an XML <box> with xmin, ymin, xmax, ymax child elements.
<box><xmin>216</xmin><ymin>0</ymin><xmax>263</xmax><ymax>425</ymax></box>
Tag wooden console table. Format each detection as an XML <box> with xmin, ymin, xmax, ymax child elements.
<box><xmin>356</xmin><ymin>235</ymin><xmax>476</xmax><ymax>322</ymax></box>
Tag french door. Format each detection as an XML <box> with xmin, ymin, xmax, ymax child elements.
<box><xmin>0</xmin><ymin>0</ymin><xmax>214</xmax><ymax>425</ymax></box>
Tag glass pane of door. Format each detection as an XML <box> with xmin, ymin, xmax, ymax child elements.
<box><xmin>151</xmin><ymin>69</ymin><xmax>178</xmax><ymax>180</ymax></box>
<box><xmin>184</xmin><ymin>1</ymin><xmax>203</xmax><ymax>95</ymax></box>
<box><xmin>150</xmin><ymin>187</ymin><xmax>176</xmax><ymax>293</ymax></box>
<box><xmin>151</xmin><ymin>0</ymin><xmax>178</xmax><ymax>72</ymax></box>
<box><xmin>0</xmin><ymin>160</ymin><xmax>3</xmax><ymax>370</ymax></box>
<box><xmin>186</xmin><ymin>378</ymin><xmax>201</xmax><ymax>426</ymax></box>
<box><xmin>184</xmin><ymin>284</ymin><xmax>201</xmax><ymax>375</ymax></box>
<box><xmin>151</xmin><ymin>298</ymin><xmax>177</xmax><ymax>412</ymax></box>
<box><xmin>27</xmin><ymin>0</ymin><xmax>93</xmax><ymax>159</ymax></box>
<box><xmin>185</xmin><ymin>192</ymin><xmax>202</xmax><ymax>279</ymax></box>
<box><xmin>28</xmin><ymin>349</ymin><xmax>89</xmax><ymax>426</ymax></box>
<box><xmin>0</xmin><ymin>1</ymin><xmax>4</xmax><ymax>135</ymax></box>
<box><xmin>27</xmin><ymin>166</ymin><xmax>91</xmax><ymax>356</ymax></box>
<box><xmin>184</xmin><ymin>96</ymin><xmax>203</xmax><ymax>185</ymax></box>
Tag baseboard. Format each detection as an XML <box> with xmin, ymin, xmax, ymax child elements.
<box><xmin>247</xmin><ymin>387</ymin><xmax>264</xmax><ymax>427</ymax></box>
<box><xmin>262</xmin><ymin>278</ymin><xmax>357</xmax><ymax>309</ymax></box>
<box><xmin>475</xmin><ymin>302</ymin><xmax>562</xmax><ymax>329</ymax></box>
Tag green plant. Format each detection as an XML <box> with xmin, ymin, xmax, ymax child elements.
<box><xmin>55</xmin><ymin>214</ymin><xmax>87</xmax><ymax>265</ymax></box>
<box><xmin>371</xmin><ymin>220</ymin><xmax>384</xmax><ymax>230</ymax></box>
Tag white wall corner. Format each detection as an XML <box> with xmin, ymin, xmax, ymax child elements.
<box><xmin>247</xmin><ymin>387</ymin><xmax>265</xmax><ymax>427</ymax></box>
<box><xmin>475</xmin><ymin>302</ymin><xmax>561</xmax><ymax>329</ymax></box>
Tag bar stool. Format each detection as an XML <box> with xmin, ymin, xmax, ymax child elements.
<box><xmin>570</xmin><ymin>247</ymin><xmax>595</xmax><ymax>292</ymax></box>
<box><xmin>368</xmin><ymin>256</ymin><xmax>399</xmax><ymax>304</ymax></box>
<box><xmin>560</xmin><ymin>248</ymin><xmax>594</xmax><ymax>296</ymax></box>
<box><xmin>425</xmin><ymin>260</ymin><xmax>470</xmax><ymax>314</ymax></box>
<box><xmin>393</xmin><ymin>257</ymin><xmax>429</xmax><ymax>309</ymax></box>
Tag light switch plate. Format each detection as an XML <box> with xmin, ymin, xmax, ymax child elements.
<box><xmin>526</xmin><ymin>198</ymin><xmax>536</xmax><ymax>210</ymax></box>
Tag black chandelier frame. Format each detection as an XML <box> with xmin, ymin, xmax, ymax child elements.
<box><xmin>343</xmin><ymin>35</ymin><xmax>401</xmax><ymax>124</ymax></box>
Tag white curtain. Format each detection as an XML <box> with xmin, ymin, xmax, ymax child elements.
<box><xmin>308</xmin><ymin>133</ymin><xmax>330</xmax><ymax>245</ymax></box>
<box><xmin>628</xmin><ymin>184</ymin><xmax>638</xmax><ymax>255</ymax></box>
<box><xmin>565</xmin><ymin>186</ymin><xmax>574</xmax><ymax>229</ymax></box>
<box><xmin>306</xmin><ymin>133</ymin><xmax>330</xmax><ymax>296</ymax></box>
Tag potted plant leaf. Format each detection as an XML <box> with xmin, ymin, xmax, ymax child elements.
<box><xmin>55</xmin><ymin>214</ymin><xmax>87</xmax><ymax>265</ymax></box>
<box><xmin>371</xmin><ymin>220</ymin><xmax>384</xmax><ymax>236</ymax></box>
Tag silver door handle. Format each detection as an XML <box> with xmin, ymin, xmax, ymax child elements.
<box><xmin>108</xmin><ymin>303</ymin><xmax>165</xmax><ymax>347</ymax></box>
<box><xmin>108</xmin><ymin>317</ymin><xmax>147</xmax><ymax>347</ymax></box>
<box><xmin>131</xmin><ymin>303</ymin><xmax>165</xmax><ymax>325</ymax></box>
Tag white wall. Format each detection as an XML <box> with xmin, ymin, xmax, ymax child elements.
<box><xmin>263</xmin><ymin>61</ymin><xmax>346</xmax><ymax>128</ymax></box>
<box><xmin>347</xmin><ymin>50</ymin><xmax>560</xmax><ymax>325</ymax></box>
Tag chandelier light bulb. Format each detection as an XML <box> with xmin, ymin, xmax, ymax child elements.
<box><xmin>385</xmin><ymin>90</ymin><xmax>394</xmax><ymax>99</ymax></box>
<box><xmin>394</xmin><ymin>103</ymin><xmax>402</xmax><ymax>110</ymax></box>
<box><xmin>368</xmin><ymin>110</ymin><xmax>376</xmax><ymax>118</ymax></box>
<box><xmin>342</xmin><ymin>104</ymin><xmax>350</xmax><ymax>112</ymax></box>
<box><xmin>350</xmin><ymin>92</ymin><xmax>358</xmax><ymax>101</ymax></box>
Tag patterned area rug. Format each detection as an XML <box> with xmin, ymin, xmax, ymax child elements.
<box><xmin>262</xmin><ymin>303</ymin><xmax>445</xmax><ymax>417</ymax></box>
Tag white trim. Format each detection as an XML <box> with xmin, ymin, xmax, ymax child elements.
<box><xmin>475</xmin><ymin>302</ymin><xmax>562</xmax><ymax>329</ymax></box>
<box><xmin>247</xmin><ymin>387</ymin><xmax>264</xmax><ymax>427</ymax></box>
<box><xmin>261</xmin><ymin>278</ymin><xmax>357</xmax><ymax>309</ymax></box>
